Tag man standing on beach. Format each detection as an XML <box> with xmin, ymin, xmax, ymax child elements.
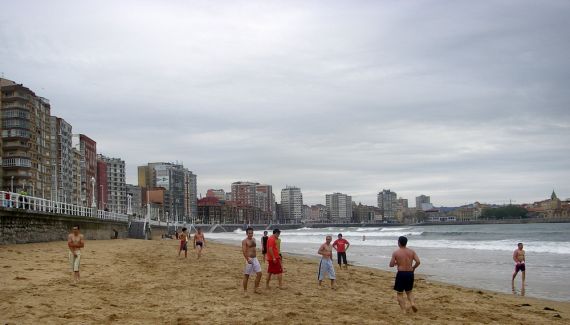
<box><xmin>194</xmin><ymin>227</ymin><xmax>206</xmax><ymax>260</ymax></box>
<box><xmin>178</xmin><ymin>227</ymin><xmax>188</xmax><ymax>258</ymax></box>
<box><xmin>261</xmin><ymin>230</ymin><xmax>269</xmax><ymax>263</ymax></box>
<box><xmin>242</xmin><ymin>227</ymin><xmax>262</xmax><ymax>295</ymax></box>
<box><xmin>389</xmin><ymin>236</ymin><xmax>420</xmax><ymax>313</ymax></box>
<box><xmin>332</xmin><ymin>233</ymin><xmax>350</xmax><ymax>270</ymax></box>
<box><xmin>67</xmin><ymin>225</ymin><xmax>85</xmax><ymax>284</ymax></box>
<box><xmin>512</xmin><ymin>242</ymin><xmax>526</xmax><ymax>289</ymax></box>
<box><xmin>318</xmin><ymin>235</ymin><xmax>336</xmax><ymax>289</ymax></box>
<box><xmin>266</xmin><ymin>229</ymin><xmax>284</xmax><ymax>289</ymax></box>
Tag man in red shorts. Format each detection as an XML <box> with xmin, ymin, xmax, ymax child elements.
<box><xmin>265</xmin><ymin>229</ymin><xmax>284</xmax><ymax>289</ymax></box>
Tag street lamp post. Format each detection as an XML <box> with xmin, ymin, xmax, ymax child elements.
<box><xmin>127</xmin><ymin>194</ymin><xmax>132</xmax><ymax>215</ymax></box>
<box><xmin>90</xmin><ymin>177</ymin><xmax>96</xmax><ymax>208</ymax></box>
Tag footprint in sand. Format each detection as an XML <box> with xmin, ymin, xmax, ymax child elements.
<box><xmin>14</xmin><ymin>276</ymin><xmax>28</xmax><ymax>280</ymax></box>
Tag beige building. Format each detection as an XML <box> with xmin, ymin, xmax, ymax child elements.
<box><xmin>1</xmin><ymin>80</ymin><xmax>52</xmax><ymax>198</ymax></box>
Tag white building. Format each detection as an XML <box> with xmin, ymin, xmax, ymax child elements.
<box><xmin>281</xmin><ymin>186</ymin><xmax>303</xmax><ymax>224</ymax></box>
<box><xmin>50</xmin><ymin>116</ymin><xmax>73</xmax><ymax>202</ymax></box>
<box><xmin>326</xmin><ymin>192</ymin><xmax>352</xmax><ymax>223</ymax></box>
<box><xmin>98</xmin><ymin>154</ymin><xmax>126</xmax><ymax>213</ymax></box>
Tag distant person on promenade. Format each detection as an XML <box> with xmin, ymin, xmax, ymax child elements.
<box><xmin>389</xmin><ymin>236</ymin><xmax>420</xmax><ymax>313</ymax></box>
<box><xmin>317</xmin><ymin>235</ymin><xmax>336</xmax><ymax>289</ymax></box>
<box><xmin>67</xmin><ymin>225</ymin><xmax>85</xmax><ymax>284</ymax></box>
<box><xmin>242</xmin><ymin>227</ymin><xmax>262</xmax><ymax>295</ymax></box>
<box><xmin>261</xmin><ymin>231</ymin><xmax>269</xmax><ymax>263</ymax></box>
<box><xmin>178</xmin><ymin>227</ymin><xmax>188</xmax><ymax>258</ymax></box>
<box><xmin>332</xmin><ymin>233</ymin><xmax>350</xmax><ymax>270</ymax></box>
<box><xmin>512</xmin><ymin>242</ymin><xmax>526</xmax><ymax>289</ymax></box>
<box><xmin>194</xmin><ymin>227</ymin><xmax>206</xmax><ymax>260</ymax></box>
<box><xmin>266</xmin><ymin>229</ymin><xmax>284</xmax><ymax>289</ymax></box>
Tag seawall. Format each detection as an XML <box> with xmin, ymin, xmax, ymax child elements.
<box><xmin>0</xmin><ymin>208</ymin><xmax>129</xmax><ymax>245</ymax></box>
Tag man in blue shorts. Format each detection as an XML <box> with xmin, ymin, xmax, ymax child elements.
<box><xmin>389</xmin><ymin>236</ymin><xmax>421</xmax><ymax>313</ymax></box>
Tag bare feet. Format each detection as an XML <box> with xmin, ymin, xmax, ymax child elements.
<box><xmin>411</xmin><ymin>305</ymin><xmax>418</xmax><ymax>313</ymax></box>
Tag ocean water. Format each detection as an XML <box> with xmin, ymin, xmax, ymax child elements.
<box><xmin>207</xmin><ymin>223</ymin><xmax>570</xmax><ymax>301</ymax></box>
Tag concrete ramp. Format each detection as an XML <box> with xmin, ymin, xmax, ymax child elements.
<box><xmin>128</xmin><ymin>221</ymin><xmax>150</xmax><ymax>239</ymax></box>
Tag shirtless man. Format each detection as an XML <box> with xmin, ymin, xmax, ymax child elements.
<box><xmin>242</xmin><ymin>227</ymin><xmax>262</xmax><ymax>295</ymax></box>
<box><xmin>512</xmin><ymin>242</ymin><xmax>526</xmax><ymax>289</ymax></box>
<box><xmin>193</xmin><ymin>228</ymin><xmax>206</xmax><ymax>260</ymax></box>
<box><xmin>317</xmin><ymin>235</ymin><xmax>336</xmax><ymax>289</ymax></box>
<box><xmin>67</xmin><ymin>225</ymin><xmax>85</xmax><ymax>284</ymax></box>
<box><xmin>389</xmin><ymin>236</ymin><xmax>420</xmax><ymax>313</ymax></box>
<box><xmin>178</xmin><ymin>227</ymin><xmax>188</xmax><ymax>258</ymax></box>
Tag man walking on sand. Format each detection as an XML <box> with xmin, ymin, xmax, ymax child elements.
<box><xmin>194</xmin><ymin>227</ymin><xmax>206</xmax><ymax>260</ymax></box>
<box><xmin>318</xmin><ymin>235</ymin><xmax>336</xmax><ymax>289</ymax></box>
<box><xmin>389</xmin><ymin>236</ymin><xmax>420</xmax><ymax>313</ymax></box>
<box><xmin>178</xmin><ymin>227</ymin><xmax>189</xmax><ymax>258</ymax></box>
<box><xmin>512</xmin><ymin>242</ymin><xmax>526</xmax><ymax>289</ymax></box>
<box><xmin>67</xmin><ymin>225</ymin><xmax>85</xmax><ymax>284</ymax></box>
<box><xmin>266</xmin><ymin>229</ymin><xmax>284</xmax><ymax>289</ymax></box>
<box><xmin>242</xmin><ymin>227</ymin><xmax>262</xmax><ymax>295</ymax></box>
<box><xmin>332</xmin><ymin>233</ymin><xmax>350</xmax><ymax>270</ymax></box>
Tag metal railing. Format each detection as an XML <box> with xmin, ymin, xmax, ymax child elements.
<box><xmin>0</xmin><ymin>191</ymin><xmax>129</xmax><ymax>222</ymax></box>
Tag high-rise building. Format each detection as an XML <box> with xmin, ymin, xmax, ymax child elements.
<box><xmin>184</xmin><ymin>169</ymin><xmax>197</xmax><ymax>220</ymax></box>
<box><xmin>96</xmin><ymin>159</ymin><xmax>108</xmax><ymax>209</ymax></box>
<box><xmin>71</xmin><ymin>148</ymin><xmax>82</xmax><ymax>205</ymax></box>
<box><xmin>231</xmin><ymin>181</ymin><xmax>274</xmax><ymax>214</ymax></box>
<box><xmin>280</xmin><ymin>186</ymin><xmax>303</xmax><ymax>224</ymax></box>
<box><xmin>49</xmin><ymin>116</ymin><xmax>73</xmax><ymax>202</ymax></box>
<box><xmin>138</xmin><ymin>162</ymin><xmax>196</xmax><ymax>222</ymax></box>
<box><xmin>1</xmin><ymin>80</ymin><xmax>52</xmax><ymax>198</ymax></box>
<box><xmin>378</xmin><ymin>189</ymin><xmax>398</xmax><ymax>220</ymax></box>
<box><xmin>326</xmin><ymin>192</ymin><xmax>352</xmax><ymax>223</ymax></box>
<box><xmin>98</xmin><ymin>154</ymin><xmax>126</xmax><ymax>213</ymax></box>
<box><xmin>126</xmin><ymin>184</ymin><xmax>142</xmax><ymax>217</ymax></box>
<box><xmin>73</xmin><ymin>134</ymin><xmax>97</xmax><ymax>207</ymax></box>
<box><xmin>416</xmin><ymin>195</ymin><xmax>431</xmax><ymax>209</ymax></box>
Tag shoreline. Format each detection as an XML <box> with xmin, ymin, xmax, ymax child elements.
<box><xmin>1</xmin><ymin>239</ymin><xmax>568</xmax><ymax>324</ymax></box>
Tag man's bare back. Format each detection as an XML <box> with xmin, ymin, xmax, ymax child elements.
<box><xmin>390</xmin><ymin>247</ymin><xmax>420</xmax><ymax>272</ymax></box>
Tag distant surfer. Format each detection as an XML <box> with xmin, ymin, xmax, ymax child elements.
<box><xmin>512</xmin><ymin>242</ymin><xmax>526</xmax><ymax>289</ymax></box>
<box><xmin>389</xmin><ymin>236</ymin><xmax>420</xmax><ymax>313</ymax></box>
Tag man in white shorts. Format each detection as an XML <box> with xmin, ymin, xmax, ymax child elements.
<box><xmin>67</xmin><ymin>225</ymin><xmax>85</xmax><ymax>284</ymax></box>
<box><xmin>242</xmin><ymin>227</ymin><xmax>262</xmax><ymax>295</ymax></box>
<box><xmin>317</xmin><ymin>235</ymin><xmax>336</xmax><ymax>289</ymax></box>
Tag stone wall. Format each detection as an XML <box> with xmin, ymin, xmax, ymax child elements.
<box><xmin>0</xmin><ymin>208</ymin><xmax>128</xmax><ymax>245</ymax></box>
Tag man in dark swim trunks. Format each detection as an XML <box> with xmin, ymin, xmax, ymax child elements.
<box><xmin>389</xmin><ymin>236</ymin><xmax>420</xmax><ymax>313</ymax></box>
<box><xmin>193</xmin><ymin>227</ymin><xmax>206</xmax><ymax>260</ymax></box>
<box><xmin>512</xmin><ymin>242</ymin><xmax>526</xmax><ymax>290</ymax></box>
<box><xmin>261</xmin><ymin>231</ymin><xmax>269</xmax><ymax>263</ymax></box>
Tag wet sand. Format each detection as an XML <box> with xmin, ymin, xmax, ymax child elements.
<box><xmin>1</xmin><ymin>239</ymin><xmax>568</xmax><ymax>324</ymax></box>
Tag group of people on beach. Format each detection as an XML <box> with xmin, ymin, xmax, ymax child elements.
<box><xmin>176</xmin><ymin>227</ymin><xmax>206</xmax><ymax>260</ymax></box>
<box><xmin>66</xmin><ymin>225</ymin><xmax>527</xmax><ymax>314</ymax></box>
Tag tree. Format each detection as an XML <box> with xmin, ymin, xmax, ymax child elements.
<box><xmin>481</xmin><ymin>205</ymin><xmax>528</xmax><ymax>219</ymax></box>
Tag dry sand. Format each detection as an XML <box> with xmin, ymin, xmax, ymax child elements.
<box><xmin>1</xmin><ymin>238</ymin><xmax>569</xmax><ymax>324</ymax></box>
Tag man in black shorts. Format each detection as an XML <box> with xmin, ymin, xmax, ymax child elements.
<box><xmin>389</xmin><ymin>236</ymin><xmax>421</xmax><ymax>313</ymax></box>
<box><xmin>261</xmin><ymin>231</ymin><xmax>269</xmax><ymax>263</ymax></box>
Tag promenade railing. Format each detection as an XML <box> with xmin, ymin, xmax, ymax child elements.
<box><xmin>0</xmin><ymin>191</ymin><xmax>129</xmax><ymax>222</ymax></box>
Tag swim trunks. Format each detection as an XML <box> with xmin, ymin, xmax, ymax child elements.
<box><xmin>515</xmin><ymin>263</ymin><xmax>526</xmax><ymax>272</ymax></box>
<box><xmin>69</xmin><ymin>250</ymin><xmax>81</xmax><ymax>272</ymax></box>
<box><xmin>196</xmin><ymin>241</ymin><xmax>203</xmax><ymax>248</ymax></box>
<box><xmin>180</xmin><ymin>241</ymin><xmax>187</xmax><ymax>251</ymax></box>
<box><xmin>267</xmin><ymin>258</ymin><xmax>283</xmax><ymax>274</ymax></box>
<box><xmin>337</xmin><ymin>252</ymin><xmax>347</xmax><ymax>265</ymax></box>
<box><xmin>394</xmin><ymin>271</ymin><xmax>414</xmax><ymax>292</ymax></box>
<box><xmin>317</xmin><ymin>258</ymin><xmax>336</xmax><ymax>281</ymax></box>
<box><xmin>244</xmin><ymin>257</ymin><xmax>262</xmax><ymax>275</ymax></box>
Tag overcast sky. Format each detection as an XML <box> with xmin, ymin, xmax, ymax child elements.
<box><xmin>1</xmin><ymin>0</ymin><xmax>569</xmax><ymax>206</ymax></box>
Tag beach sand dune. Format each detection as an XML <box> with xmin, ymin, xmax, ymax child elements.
<box><xmin>1</xmin><ymin>239</ymin><xmax>568</xmax><ymax>324</ymax></box>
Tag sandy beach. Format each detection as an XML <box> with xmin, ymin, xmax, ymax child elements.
<box><xmin>1</xmin><ymin>238</ymin><xmax>568</xmax><ymax>324</ymax></box>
